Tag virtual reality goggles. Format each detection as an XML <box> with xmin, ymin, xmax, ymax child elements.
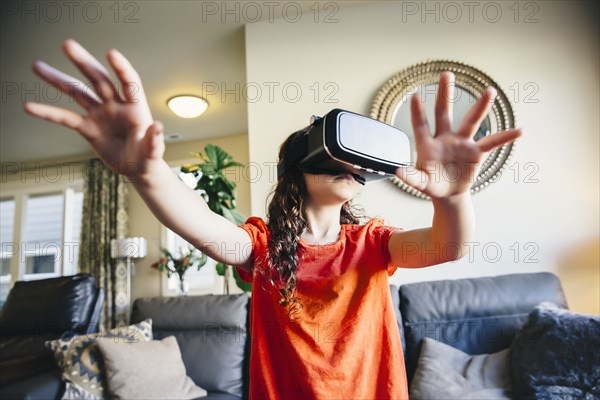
<box><xmin>277</xmin><ymin>108</ymin><xmax>411</xmax><ymax>185</ymax></box>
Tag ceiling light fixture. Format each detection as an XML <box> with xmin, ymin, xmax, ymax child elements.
<box><xmin>167</xmin><ymin>95</ymin><xmax>208</xmax><ymax>118</ymax></box>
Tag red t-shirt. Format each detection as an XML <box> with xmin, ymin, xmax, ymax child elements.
<box><xmin>236</xmin><ymin>216</ymin><xmax>409</xmax><ymax>400</ymax></box>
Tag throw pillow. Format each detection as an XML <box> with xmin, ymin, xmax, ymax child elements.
<box><xmin>409</xmin><ymin>337</ymin><xmax>512</xmax><ymax>400</ymax></box>
<box><xmin>45</xmin><ymin>318</ymin><xmax>153</xmax><ymax>400</ymax></box>
<box><xmin>510</xmin><ymin>302</ymin><xmax>600</xmax><ymax>399</ymax></box>
<box><xmin>97</xmin><ymin>335</ymin><xmax>207</xmax><ymax>400</ymax></box>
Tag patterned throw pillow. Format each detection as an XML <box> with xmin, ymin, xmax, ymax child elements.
<box><xmin>45</xmin><ymin>319</ymin><xmax>153</xmax><ymax>400</ymax></box>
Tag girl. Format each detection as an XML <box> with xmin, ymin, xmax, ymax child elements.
<box><xmin>24</xmin><ymin>39</ymin><xmax>522</xmax><ymax>400</ymax></box>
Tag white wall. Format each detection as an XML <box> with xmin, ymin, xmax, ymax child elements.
<box><xmin>244</xmin><ymin>1</ymin><xmax>599</xmax><ymax>313</ymax></box>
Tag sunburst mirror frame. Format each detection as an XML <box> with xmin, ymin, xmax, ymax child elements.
<box><xmin>370</xmin><ymin>59</ymin><xmax>517</xmax><ymax>200</ymax></box>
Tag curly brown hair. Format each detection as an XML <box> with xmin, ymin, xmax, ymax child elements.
<box><xmin>256</xmin><ymin>126</ymin><xmax>364</xmax><ymax>320</ymax></box>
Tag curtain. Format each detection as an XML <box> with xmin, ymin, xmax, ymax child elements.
<box><xmin>78</xmin><ymin>159</ymin><xmax>129</xmax><ymax>330</ymax></box>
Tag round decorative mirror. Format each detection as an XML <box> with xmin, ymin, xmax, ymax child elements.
<box><xmin>370</xmin><ymin>60</ymin><xmax>517</xmax><ymax>199</ymax></box>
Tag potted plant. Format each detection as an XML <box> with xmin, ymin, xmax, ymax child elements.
<box><xmin>180</xmin><ymin>144</ymin><xmax>251</xmax><ymax>293</ymax></box>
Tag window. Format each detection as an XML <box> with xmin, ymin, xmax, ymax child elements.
<box><xmin>22</xmin><ymin>193</ymin><xmax>64</xmax><ymax>278</ymax></box>
<box><xmin>160</xmin><ymin>166</ymin><xmax>220</xmax><ymax>295</ymax></box>
<box><xmin>0</xmin><ymin>182</ymin><xmax>84</xmax><ymax>306</ymax></box>
<box><xmin>1</xmin><ymin>198</ymin><xmax>16</xmax><ymax>305</ymax></box>
<box><xmin>162</xmin><ymin>227</ymin><xmax>217</xmax><ymax>292</ymax></box>
<box><xmin>0</xmin><ymin>199</ymin><xmax>15</xmax><ymax>279</ymax></box>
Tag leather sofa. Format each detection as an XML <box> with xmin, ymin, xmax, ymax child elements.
<box><xmin>0</xmin><ymin>274</ymin><xmax>105</xmax><ymax>399</ymax></box>
<box><xmin>131</xmin><ymin>271</ymin><xmax>566</xmax><ymax>399</ymax></box>
<box><xmin>0</xmin><ymin>272</ymin><xmax>567</xmax><ymax>399</ymax></box>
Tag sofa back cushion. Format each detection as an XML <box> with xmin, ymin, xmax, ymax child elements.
<box><xmin>388</xmin><ymin>284</ymin><xmax>405</xmax><ymax>359</ymax></box>
<box><xmin>398</xmin><ymin>272</ymin><xmax>568</xmax><ymax>385</ymax></box>
<box><xmin>0</xmin><ymin>274</ymin><xmax>101</xmax><ymax>338</ymax></box>
<box><xmin>131</xmin><ymin>293</ymin><xmax>250</xmax><ymax>398</ymax></box>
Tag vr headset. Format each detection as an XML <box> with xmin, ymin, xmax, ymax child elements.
<box><xmin>277</xmin><ymin>108</ymin><xmax>411</xmax><ymax>185</ymax></box>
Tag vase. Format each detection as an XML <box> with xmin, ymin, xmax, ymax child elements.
<box><xmin>177</xmin><ymin>277</ymin><xmax>190</xmax><ymax>296</ymax></box>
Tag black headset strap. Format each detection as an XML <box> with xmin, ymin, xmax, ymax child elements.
<box><xmin>277</xmin><ymin>133</ymin><xmax>309</xmax><ymax>180</ymax></box>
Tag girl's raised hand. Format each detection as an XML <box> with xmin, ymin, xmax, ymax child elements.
<box><xmin>395</xmin><ymin>71</ymin><xmax>522</xmax><ymax>199</ymax></box>
<box><xmin>24</xmin><ymin>39</ymin><xmax>163</xmax><ymax>180</ymax></box>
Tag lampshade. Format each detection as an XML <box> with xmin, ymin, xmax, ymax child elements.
<box><xmin>167</xmin><ymin>95</ymin><xmax>208</xmax><ymax>118</ymax></box>
<box><xmin>110</xmin><ymin>237</ymin><xmax>147</xmax><ymax>259</ymax></box>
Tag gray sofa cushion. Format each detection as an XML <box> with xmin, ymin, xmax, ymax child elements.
<box><xmin>399</xmin><ymin>272</ymin><xmax>568</xmax><ymax>385</ymax></box>
<box><xmin>131</xmin><ymin>294</ymin><xmax>250</xmax><ymax>399</ymax></box>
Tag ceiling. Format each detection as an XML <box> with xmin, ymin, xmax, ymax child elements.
<box><xmin>0</xmin><ymin>1</ymin><xmax>373</xmax><ymax>164</ymax></box>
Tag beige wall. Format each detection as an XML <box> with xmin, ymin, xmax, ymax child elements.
<box><xmin>244</xmin><ymin>1</ymin><xmax>599</xmax><ymax>313</ymax></box>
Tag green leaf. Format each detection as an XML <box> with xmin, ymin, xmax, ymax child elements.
<box><xmin>208</xmin><ymin>200</ymin><xmax>219</xmax><ymax>212</ymax></box>
<box><xmin>220</xmin><ymin>207</ymin><xmax>236</xmax><ymax>222</ymax></box>
<box><xmin>222</xmin><ymin>161</ymin><xmax>245</xmax><ymax>170</ymax></box>
<box><xmin>217</xmin><ymin>191</ymin><xmax>233</xmax><ymax>202</ymax></box>
<box><xmin>229</xmin><ymin>209</ymin><xmax>246</xmax><ymax>224</ymax></box>
<box><xmin>213</xmin><ymin>145</ymin><xmax>232</xmax><ymax>169</ymax></box>
<box><xmin>205</xmin><ymin>144</ymin><xmax>218</xmax><ymax>164</ymax></box>
<box><xmin>215</xmin><ymin>262</ymin><xmax>226</xmax><ymax>276</ymax></box>
<box><xmin>200</xmin><ymin>162</ymin><xmax>217</xmax><ymax>177</ymax></box>
<box><xmin>195</xmin><ymin>252</ymin><xmax>207</xmax><ymax>270</ymax></box>
<box><xmin>232</xmin><ymin>267</ymin><xmax>252</xmax><ymax>292</ymax></box>
<box><xmin>215</xmin><ymin>181</ymin><xmax>234</xmax><ymax>197</ymax></box>
<box><xmin>221</xmin><ymin>178</ymin><xmax>236</xmax><ymax>192</ymax></box>
<box><xmin>221</xmin><ymin>207</ymin><xmax>246</xmax><ymax>224</ymax></box>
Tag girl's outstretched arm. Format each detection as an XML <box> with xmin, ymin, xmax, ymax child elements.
<box><xmin>387</xmin><ymin>72</ymin><xmax>522</xmax><ymax>268</ymax></box>
<box><xmin>23</xmin><ymin>39</ymin><xmax>252</xmax><ymax>270</ymax></box>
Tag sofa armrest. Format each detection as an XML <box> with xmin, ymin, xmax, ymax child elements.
<box><xmin>86</xmin><ymin>287</ymin><xmax>105</xmax><ymax>334</ymax></box>
<box><xmin>0</xmin><ymin>274</ymin><xmax>101</xmax><ymax>337</ymax></box>
<box><xmin>0</xmin><ymin>369</ymin><xmax>64</xmax><ymax>400</ymax></box>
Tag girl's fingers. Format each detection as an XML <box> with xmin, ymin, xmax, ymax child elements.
<box><xmin>457</xmin><ymin>87</ymin><xmax>497</xmax><ymax>139</ymax></box>
<box><xmin>143</xmin><ymin>121</ymin><xmax>165</xmax><ymax>160</ymax></box>
<box><xmin>62</xmin><ymin>39</ymin><xmax>122</xmax><ymax>103</ymax></box>
<box><xmin>410</xmin><ymin>92</ymin><xmax>432</xmax><ymax>152</ymax></box>
<box><xmin>32</xmin><ymin>61</ymin><xmax>101</xmax><ymax>109</ymax></box>
<box><xmin>434</xmin><ymin>71</ymin><xmax>455</xmax><ymax>137</ymax></box>
<box><xmin>23</xmin><ymin>101</ymin><xmax>94</xmax><ymax>139</ymax></box>
<box><xmin>106</xmin><ymin>48</ymin><xmax>148</xmax><ymax>105</ymax></box>
<box><xmin>477</xmin><ymin>128</ymin><xmax>522</xmax><ymax>153</ymax></box>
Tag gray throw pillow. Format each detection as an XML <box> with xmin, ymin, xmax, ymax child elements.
<box><xmin>409</xmin><ymin>337</ymin><xmax>512</xmax><ymax>400</ymax></box>
<box><xmin>97</xmin><ymin>335</ymin><xmax>207</xmax><ymax>400</ymax></box>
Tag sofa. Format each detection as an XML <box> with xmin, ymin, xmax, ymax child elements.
<box><xmin>0</xmin><ymin>274</ymin><xmax>105</xmax><ymax>399</ymax></box>
<box><xmin>0</xmin><ymin>271</ymin><xmax>585</xmax><ymax>399</ymax></box>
